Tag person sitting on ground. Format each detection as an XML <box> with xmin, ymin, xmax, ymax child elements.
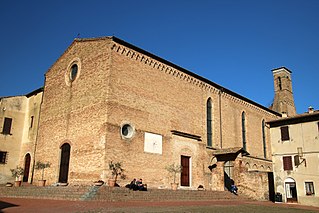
<box><xmin>126</xmin><ymin>178</ymin><xmax>137</xmax><ymax>190</ymax></box>
<box><xmin>230</xmin><ymin>184</ymin><xmax>238</xmax><ymax>195</ymax></box>
<box><xmin>136</xmin><ymin>178</ymin><xmax>147</xmax><ymax>191</ymax></box>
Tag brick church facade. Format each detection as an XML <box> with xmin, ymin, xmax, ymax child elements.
<box><xmin>1</xmin><ymin>36</ymin><xmax>284</xmax><ymax>200</ymax></box>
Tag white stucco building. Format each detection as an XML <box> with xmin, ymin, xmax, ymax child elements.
<box><xmin>268</xmin><ymin>108</ymin><xmax>319</xmax><ymax>207</ymax></box>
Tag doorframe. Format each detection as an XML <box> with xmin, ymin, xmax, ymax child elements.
<box><xmin>180</xmin><ymin>155</ymin><xmax>192</xmax><ymax>188</ymax></box>
<box><xmin>224</xmin><ymin>161</ymin><xmax>234</xmax><ymax>191</ymax></box>
<box><xmin>284</xmin><ymin>177</ymin><xmax>298</xmax><ymax>203</ymax></box>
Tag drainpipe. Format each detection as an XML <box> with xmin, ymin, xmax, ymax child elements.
<box><xmin>31</xmin><ymin>83</ymin><xmax>45</xmax><ymax>184</ymax></box>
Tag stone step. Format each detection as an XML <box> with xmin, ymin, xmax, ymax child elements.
<box><xmin>93</xmin><ymin>187</ymin><xmax>244</xmax><ymax>202</ymax></box>
<box><xmin>0</xmin><ymin>185</ymin><xmax>246</xmax><ymax>202</ymax></box>
<box><xmin>1</xmin><ymin>185</ymin><xmax>92</xmax><ymax>200</ymax></box>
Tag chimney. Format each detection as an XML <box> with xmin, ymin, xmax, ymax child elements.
<box><xmin>308</xmin><ymin>106</ymin><xmax>314</xmax><ymax>114</ymax></box>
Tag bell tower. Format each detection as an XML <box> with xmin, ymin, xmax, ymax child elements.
<box><xmin>270</xmin><ymin>67</ymin><xmax>296</xmax><ymax>116</ymax></box>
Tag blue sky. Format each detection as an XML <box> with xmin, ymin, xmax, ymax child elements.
<box><xmin>0</xmin><ymin>0</ymin><xmax>318</xmax><ymax>114</ymax></box>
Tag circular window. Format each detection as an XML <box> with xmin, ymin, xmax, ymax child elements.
<box><xmin>121</xmin><ymin>124</ymin><xmax>134</xmax><ymax>139</ymax></box>
<box><xmin>70</xmin><ymin>64</ymin><xmax>78</xmax><ymax>81</ymax></box>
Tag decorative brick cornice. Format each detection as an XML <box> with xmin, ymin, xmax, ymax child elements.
<box><xmin>109</xmin><ymin>37</ymin><xmax>280</xmax><ymax>117</ymax></box>
<box><xmin>111</xmin><ymin>42</ymin><xmax>220</xmax><ymax>94</ymax></box>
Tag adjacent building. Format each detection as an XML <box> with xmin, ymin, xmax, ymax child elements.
<box><xmin>0</xmin><ymin>88</ymin><xmax>43</xmax><ymax>183</ymax></box>
<box><xmin>268</xmin><ymin>108</ymin><xmax>319</xmax><ymax>207</ymax></box>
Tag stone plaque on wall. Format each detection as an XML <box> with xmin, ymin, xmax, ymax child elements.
<box><xmin>144</xmin><ymin>132</ymin><xmax>162</xmax><ymax>154</ymax></box>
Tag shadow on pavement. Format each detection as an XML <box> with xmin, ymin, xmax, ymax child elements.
<box><xmin>0</xmin><ymin>200</ymin><xmax>19</xmax><ymax>213</ymax></box>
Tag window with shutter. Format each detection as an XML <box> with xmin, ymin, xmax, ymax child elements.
<box><xmin>280</xmin><ymin>126</ymin><xmax>290</xmax><ymax>141</ymax></box>
<box><xmin>283</xmin><ymin>156</ymin><xmax>293</xmax><ymax>171</ymax></box>
<box><xmin>2</xmin><ymin>117</ymin><xmax>12</xmax><ymax>135</ymax></box>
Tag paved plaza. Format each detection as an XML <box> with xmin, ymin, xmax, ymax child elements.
<box><xmin>1</xmin><ymin>198</ymin><xmax>319</xmax><ymax>213</ymax></box>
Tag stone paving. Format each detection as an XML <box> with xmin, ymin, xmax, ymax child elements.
<box><xmin>1</xmin><ymin>198</ymin><xmax>319</xmax><ymax>213</ymax></box>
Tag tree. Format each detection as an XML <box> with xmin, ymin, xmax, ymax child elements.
<box><xmin>35</xmin><ymin>161</ymin><xmax>51</xmax><ymax>180</ymax></box>
<box><xmin>165</xmin><ymin>163</ymin><xmax>182</xmax><ymax>184</ymax></box>
<box><xmin>108</xmin><ymin>161</ymin><xmax>126</xmax><ymax>182</ymax></box>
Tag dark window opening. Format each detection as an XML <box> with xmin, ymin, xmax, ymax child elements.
<box><xmin>0</xmin><ymin>151</ymin><xmax>7</xmax><ymax>164</ymax></box>
<box><xmin>30</xmin><ymin>116</ymin><xmax>34</xmax><ymax>128</ymax></box>
<box><xmin>283</xmin><ymin>156</ymin><xmax>293</xmax><ymax>171</ymax></box>
<box><xmin>280</xmin><ymin>126</ymin><xmax>290</xmax><ymax>141</ymax></box>
<box><xmin>2</xmin><ymin>117</ymin><xmax>12</xmax><ymax>135</ymax></box>
<box><xmin>278</xmin><ymin>77</ymin><xmax>282</xmax><ymax>90</ymax></box>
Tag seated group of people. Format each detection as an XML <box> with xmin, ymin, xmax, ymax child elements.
<box><xmin>125</xmin><ymin>178</ymin><xmax>147</xmax><ymax>191</ymax></box>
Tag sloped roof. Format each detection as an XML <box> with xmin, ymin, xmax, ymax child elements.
<box><xmin>211</xmin><ymin>147</ymin><xmax>249</xmax><ymax>156</ymax></box>
<box><xmin>0</xmin><ymin>87</ymin><xmax>43</xmax><ymax>100</ymax></box>
<box><xmin>267</xmin><ymin>111</ymin><xmax>319</xmax><ymax>127</ymax></box>
<box><xmin>110</xmin><ymin>37</ymin><xmax>281</xmax><ymax>116</ymax></box>
<box><xmin>46</xmin><ymin>36</ymin><xmax>281</xmax><ymax>116</ymax></box>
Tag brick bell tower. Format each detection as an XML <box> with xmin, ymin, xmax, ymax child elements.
<box><xmin>270</xmin><ymin>67</ymin><xmax>297</xmax><ymax>116</ymax></box>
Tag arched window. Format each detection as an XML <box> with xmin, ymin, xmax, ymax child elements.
<box><xmin>207</xmin><ymin>98</ymin><xmax>212</xmax><ymax>147</ymax></box>
<box><xmin>242</xmin><ymin>111</ymin><xmax>246</xmax><ymax>150</ymax></box>
<box><xmin>278</xmin><ymin>77</ymin><xmax>282</xmax><ymax>90</ymax></box>
<box><xmin>262</xmin><ymin>120</ymin><xmax>266</xmax><ymax>158</ymax></box>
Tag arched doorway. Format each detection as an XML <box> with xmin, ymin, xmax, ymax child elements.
<box><xmin>58</xmin><ymin>143</ymin><xmax>71</xmax><ymax>183</ymax></box>
<box><xmin>23</xmin><ymin>153</ymin><xmax>31</xmax><ymax>182</ymax></box>
<box><xmin>224</xmin><ymin>161</ymin><xmax>234</xmax><ymax>191</ymax></box>
<box><xmin>285</xmin><ymin>177</ymin><xmax>298</xmax><ymax>203</ymax></box>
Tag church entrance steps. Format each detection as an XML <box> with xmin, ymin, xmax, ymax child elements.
<box><xmin>0</xmin><ymin>185</ymin><xmax>248</xmax><ymax>202</ymax></box>
<box><xmin>93</xmin><ymin>187</ymin><xmax>247</xmax><ymax>202</ymax></box>
<box><xmin>0</xmin><ymin>185</ymin><xmax>92</xmax><ymax>201</ymax></box>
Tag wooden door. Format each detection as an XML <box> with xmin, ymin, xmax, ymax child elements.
<box><xmin>23</xmin><ymin>153</ymin><xmax>31</xmax><ymax>182</ymax></box>
<box><xmin>59</xmin><ymin>143</ymin><xmax>71</xmax><ymax>183</ymax></box>
<box><xmin>181</xmin><ymin>156</ymin><xmax>190</xmax><ymax>186</ymax></box>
